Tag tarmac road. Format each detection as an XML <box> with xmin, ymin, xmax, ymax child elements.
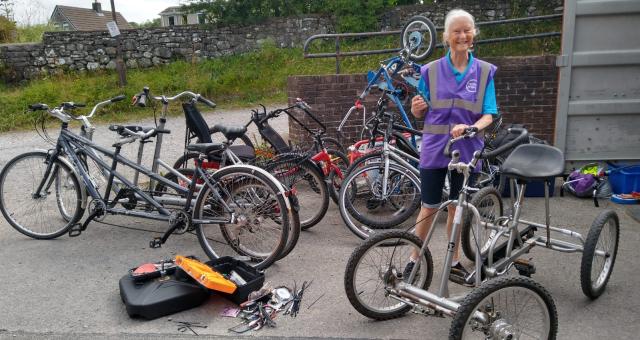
<box><xmin>0</xmin><ymin>106</ymin><xmax>638</xmax><ymax>339</ymax></box>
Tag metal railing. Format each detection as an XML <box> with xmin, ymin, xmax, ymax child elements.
<box><xmin>303</xmin><ymin>14</ymin><xmax>562</xmax><ymax>73</ymax></box>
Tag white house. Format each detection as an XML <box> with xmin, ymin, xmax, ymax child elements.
<box><xmin>159</xmin><ymin>6</ymin><xmax>206</xmax><ymax>27</ymax></box>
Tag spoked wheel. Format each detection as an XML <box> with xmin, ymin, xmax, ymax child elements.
<box><xmin>400</xmin><ymin>15</ymin><xmax>437</xmax><ymax>62</ymax></box>
<box><xmin>263</xmin><ymin>154</ymin><xmax>328</xmax><ymax>230</ymax></box>
<box><xmin>339</xmin><ymin>161</ymin><xmax>421</xmax><ymax>239</ymax></box>
<box><xmin>193</xmin><ymin>166</ymin><xmax>289</xmax><ymax>270</ymax></box>
<box><xmin>580</xmin><ymin>209</ymin><xmax>619</xmax><ymax>299</ymax></box>
<box><xmin>450</xmin><ymin>276</ymin><xmax>558</xmax><ymax>340</ymax></box>
<box><xmin>461</xmin><ymin>186</ymin><xmax>504</xmax><ymax>262</ymax></box>
<box><xmin>344</xmin><ymin>230</ymin><xmax>433</xmax><ymax>320</ymax></box>
<box><xmin>0</xmin><ymin>151</ymin><xmax>84</xmax><ymax>239</ymax></box>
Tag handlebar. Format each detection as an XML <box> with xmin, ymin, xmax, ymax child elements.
<box><xmin>481</xmin><ymin>127</ymin><xmax>529</xmax><ymax>160</ymax></box>
<box><xmin>443</xmin><ymin>127</ymin><xmax>479</xmax><ymax>158</ymax></box>
<box><xmin>134</xmin><ymin>87</ymin><xmax>217</xmax><ymax>109</ymax></box>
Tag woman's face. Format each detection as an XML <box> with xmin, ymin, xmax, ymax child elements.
<box><xmin>446</xmin><ymin>16</ymin><xmax>475</xmax><ymax>54</ymax></box>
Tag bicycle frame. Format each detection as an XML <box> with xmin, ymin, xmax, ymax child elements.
<box><xmin>37</xmin><ymin>123</ymin><xmax>231</xmax><ymax>226</ymax></box>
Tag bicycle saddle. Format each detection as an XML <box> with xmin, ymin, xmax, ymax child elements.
<box><xmin>500</xmin><ymin>144</ymin><xmax>565</xmax><ymax>180</ymax></box>
<box><xmin>211</xmin><ymin>124</ymin><xmax>247</xmax><ymax>141</ymax></box>
<box><xmin>109</xmin><ymin>124</ymin><xmax>155</xmax><ymax>136</ymax></box>
<box><xmin>186</xmin><ymin>143</ymin><xmax>225</xmax><ymax>155</ymax></box>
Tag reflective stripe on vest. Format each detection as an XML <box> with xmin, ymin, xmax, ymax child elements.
<box><xmin>427</xmin><ymin>59</ymin><xmax>491</xmax><ymax>114</ymax></box>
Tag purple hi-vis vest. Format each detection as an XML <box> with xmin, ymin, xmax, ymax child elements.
<box><xmin>419</xmin><ymin>56</ymin><xmax>497</xmax><ymax>169</ymax></box>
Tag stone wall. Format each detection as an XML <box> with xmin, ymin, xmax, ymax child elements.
<box><xmin>287</xmin><ymin>55</ymin><xmax>558</xmax><ymax>145</ymax></box>
<box><xmin>0</xmin><ymin>15</ymin><xmax>331</xmax><ymax>82</ymax></box>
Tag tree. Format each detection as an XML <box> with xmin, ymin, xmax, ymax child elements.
<box><xmin>0</xmin><ymin>0</ymin><xmax>14</xmax><ymax>21</ymax></box>
<box><xmin>130</xmin><ymin>18</ymin><xmax>161</xmax><ymax>29</ymax></box>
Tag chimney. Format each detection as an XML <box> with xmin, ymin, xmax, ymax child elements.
<box><xmin>92</xmin><ymin>1</ymin><xmax>102</xmax><ymax>13</ymax></box>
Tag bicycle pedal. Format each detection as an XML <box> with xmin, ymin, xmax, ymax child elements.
<box><xmin>514</xmin><ymin>258</ymin><xmax>536</xmax><ymax>277</ymax></box>
<box><xmin>68</xmin><ymin>223</ymin><xmax>83</xmax><ymax>237</ymax></box>
<box><xmin>149</xmin><ymin>238</ymin><xmax>163</xmax><ymax>249</ymax></box>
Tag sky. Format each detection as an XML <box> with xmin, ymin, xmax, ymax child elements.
<box><xmin>9</xmin><ymin>0</ymin><xmax>186</xmax><ymax>26</ymax></box>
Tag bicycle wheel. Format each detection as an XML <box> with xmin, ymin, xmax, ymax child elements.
<box><xmin>340</xmin><ymin>160</ymin><xmax>421</xmax><ymax>238</ymax></box>
<box><xmin>326</xmin><ymin>148</ymin><xmax>350</xmax><ymax>205</ymax></box>
<box><xmin>401</xmin><ymin>15</ymin><xmax>437</xmax><ymax>62</ymax></box>
<box><xmin>344</xmin><ymin>230</ymin><xmax>433</xmax><ymax>320</ymax></box>
<box><xmin>580</xmin><ymin>209</ymin><xmax>619</xmax><ymax>299</ymax></box>
<box><xmin>449</xmin><ymin>276</ymin><xmax>558</xmax><ymax>340</ymax></box>
<box><xmin>264</xmin><ymin>154</ymin><xmax>328</xmax><ymax>230</ymax></box>
<box><xmin>193</xmin><ymin>166</ymin><xmax>289</xmax><ymax>270</ymax></box>
<box><xmin>461</xmin><ymin>186</ymin><xmax>504</xmax><ymax>262</ymax></box>
<box><xmin>0</xmin><ymin>151</ymin><xmax>84</xmax><ymax>239</ymax></box>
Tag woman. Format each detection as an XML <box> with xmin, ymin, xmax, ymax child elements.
<box><xmin>404</xmin><ymin>9</ymin><xmax>498</xmax><ymax>285</ymax></box>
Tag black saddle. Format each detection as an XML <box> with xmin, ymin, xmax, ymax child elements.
<box><xmin>211</xmin><ymin>124</ymin><xmax>247</xmax><ymax>141</ymax></box>
<box><xmin>186</xmin><ymin>143</ymin><xmax>225</xmax><ymax>155</ymax></box>
<box><xmin>500</xmin><ymin>144</ymin><xmax>565</xmax><ymax>181</ymax></box>
<box><xmin>109</xmin><ymin>125</ymin><xmax>154</xmax><ymax>137</ymax></box>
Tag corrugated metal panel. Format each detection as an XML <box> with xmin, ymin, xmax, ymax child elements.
<box><xmin>555</xmin><ymin>0</ymin><xmax>640</xmax><ymax>170</ymax></box>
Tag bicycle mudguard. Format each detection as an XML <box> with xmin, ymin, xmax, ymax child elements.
<box><xmin>218</xmin><ymin>164</ymin><xmax>292</xmax><ymax>211</ymax></box>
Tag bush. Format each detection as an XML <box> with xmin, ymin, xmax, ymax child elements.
<box><xmin>0</xmin><ymin>15</ymin><xmax>17</xmax><ymax>43</ymax></box>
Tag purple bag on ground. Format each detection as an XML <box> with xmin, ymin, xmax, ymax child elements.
<box><xmin>566</xmin><ymin>170</ymin><xmax>598</xmax><ymax>198</ymax></box>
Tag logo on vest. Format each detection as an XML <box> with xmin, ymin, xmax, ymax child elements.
<box><xmin>465</xmin><ymin>79</ymin><xmax>478</xmax><ymax>93</ymax></box>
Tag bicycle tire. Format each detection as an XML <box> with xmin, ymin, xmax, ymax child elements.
<box><xmin>401</xmin><ymin>16</ymin><xmax>437</xmax><ymax>62</ymax></box>
<box><xmin>449</xmin><ymin>276</ymin><xmax>558</xmax><ymax>340</ymax></box>
<box><xmin>460</xmin><ymin>186</ymin><xmax>503</xmax><ymax>262</ymax></box>
<box><xmin>193</xmin><ymin>166</ymin><xmax>289</xmax><ymax>270</ymax></box>
<box><xmin>580</xmin><ymin>209</ymin><xmax>619</xmax><ymax>299</ymax></box>
<box><xmin>263</xmin><ymin>154</ymin><xmax>329</xmax><ymax>230</ymax></box>
<box><xmin>276</xmin><ymin>192</ymin><xmax>301</xmax><ymax>260</ymax></box>
<box><xmin>326</xmin><ymin>148</ymin><xmax>350</xmax><ymax>205</ymax></box>
<box><xmin>0</xmin><ymin>151</ymin><xmax>84</xmax><ymax>239</ymax></box>
<box><xmin>344</xmin><ymin>230</ymin><xmax>433</xmax><ymax>320</ymax></box>
<box><xmin>339</xmin><ymin>159</ymin><xmax>421</xmax><ymax>239</ymax></box>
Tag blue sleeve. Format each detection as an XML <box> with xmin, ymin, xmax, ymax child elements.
<box><xmin>482</xmin><ymin>78</ymin><xmax>498</xmax><ymax>115</ymax></box>
<box><xmin>418</xmin><ymin>76</ymin><xmax>430</xmax><ymax>102</ymax></box>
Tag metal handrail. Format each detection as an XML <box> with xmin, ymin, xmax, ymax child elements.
<box><xmin>303</xmin><ymin>14</ymin><xmax>562</xmax><ymax>73</ymax></box>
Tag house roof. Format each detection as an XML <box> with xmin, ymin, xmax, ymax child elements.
<box><xmin>159</xmin><ymin>6</ymin><xmax>183</xmax><ymax>16</ymax></box>
<box><xmin>51</xmin><ymin>5</ymin><xmax>132</xmax><ymax>31</ymax></box>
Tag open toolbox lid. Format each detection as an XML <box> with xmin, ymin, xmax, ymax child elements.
<box><xmin>175</xmin><ymin>255</ymin><xmax>237</xmax><ymax>294</ymax></box>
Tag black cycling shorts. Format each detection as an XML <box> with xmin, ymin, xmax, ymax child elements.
<box><xmin>420</xmin><ymin>168</ymin><xmax>473</xmax><ymax>208</ymax></box>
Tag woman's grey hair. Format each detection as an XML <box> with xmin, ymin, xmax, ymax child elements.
<box><xmin>442</xmin><ymin>9</ymin><xmax>478</xmax><ymax>46</ymax></box>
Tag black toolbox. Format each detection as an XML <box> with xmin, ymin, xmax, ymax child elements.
<box><xmin>119</xmin><ymin>269</ymin><xmax>209</xmax><ymax>320</ymax></box>
<box><xmin>206</xmin><ymin>256</ymin><xmax>265</xmax><ymax>305</ymax></box>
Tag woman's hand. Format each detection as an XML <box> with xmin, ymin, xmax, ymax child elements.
<box><xmin>451</xmin><ymin>124</ymin><xmax>470</xmax><ymax>138</ymax></box>
<box><xmin>411</xmin><ymin>95</ymin><xmax>428</xmax><ymax>118</ymax></box>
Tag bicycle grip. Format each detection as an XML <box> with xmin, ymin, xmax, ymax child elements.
<box><xmin>111</xmin><ymin>95</ymin><xmax>126</xmax><ymax>103</ymax></box>
<box><xmin>28</xmin><ymin>103</ymin><xmax>48</xmax><ymax>111</ymax></box>
<box><xmin>198</xmin><ymin>96</ymin><xmax>216</xmax><ymax>108</ymax></box>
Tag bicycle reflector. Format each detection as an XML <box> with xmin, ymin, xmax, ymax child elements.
<box><xmin>355</xmin><ymin>99</ymin><xmax>363</xmax><ymax>110</ymax></box>
<box><xmin>175</xmin><ymin>255</ymin><xmax>237</xmax><ymax>293</ymax></box>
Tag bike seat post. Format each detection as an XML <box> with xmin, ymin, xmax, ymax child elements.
<box><xmin>544</xmin><ymin>180</ymin><xmax>551</xmax><ymax>247</ymax></box>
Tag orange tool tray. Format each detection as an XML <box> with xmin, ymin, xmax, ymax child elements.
<box><xmin>175</xmin><ymin>255</ymin><xmax>237</xmax><ymax>294</ymax></box>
